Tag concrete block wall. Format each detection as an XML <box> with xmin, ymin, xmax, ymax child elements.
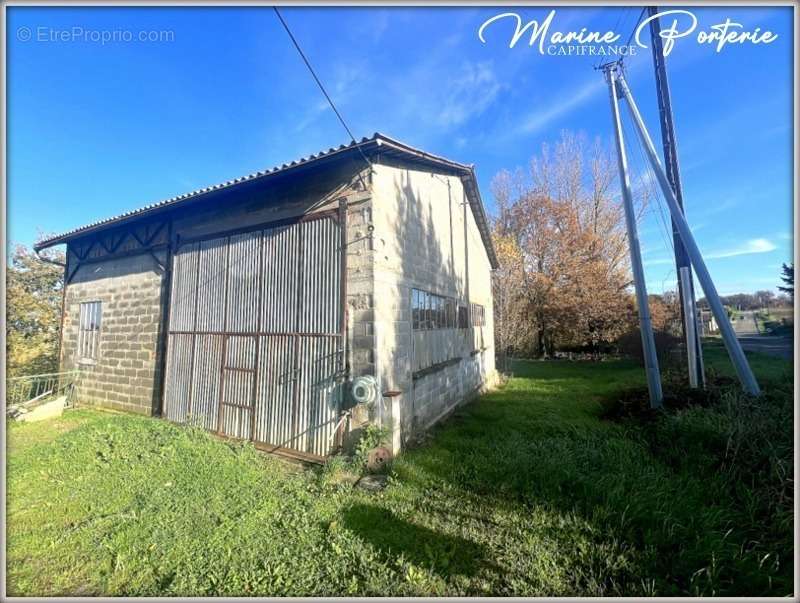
<box><xmin>61</xmin><ymin>252</ymin><xmax>165</xmax><ymax>415</ymax></box>
<box><xmin>411</xmin><ymin>352</ymin><xmax>487</xmax><ymax>430</ymax></box>
<box><xmin>346</xmin><ymin>199</ymin><xmax>376</xmax><ymax>380</ymax></box>
<box><xmin>371</xmin><ymin>161</ymin><xmax>497</xmax><ymax>450</ymax></box>
<box><xmin>343</xmin><ymin>196</ymin><xmax>384</xmax><ymax>446</ymax></box>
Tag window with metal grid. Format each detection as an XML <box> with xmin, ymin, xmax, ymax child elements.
<box><xmin>471</xmin><ymin>303</ymin><xmax>485</xmax><ymax>327</ymax></box>
<box><xmin>78</xmin><ymin>301</ymin><xmax>102</xmax><ymax>362</ymax></box>
<box><xmin>412</xmin><ymin>288</ymin><xmax>459</xmax><ymax>330</ymax></box>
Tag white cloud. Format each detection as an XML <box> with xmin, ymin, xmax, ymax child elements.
<box><xmin>517</xmin><ymin>78</ymin><xmax>604</xmax><ymax>136</ymax></box>
<box><xmin>293</xmin><ymin>61</ymin><xmax>368</xmax><ymax>132</ymax></box>
<box><xmin>293</xmin><ymin>100</ymin><xmax>330</xmax><ymax>133</ymax></box>
<box><xmin>706</xmin><ymin>238</ymin><xmax>777</xmax><ymax>260</ymax></box>
<box><xmin>644</xmin><ymin>237</ymin><xmax>777</xmax><ymax>267</ymax></box>
<box><xmin>362</xmin><ymin>10</ymin><xmax>391</xmax><ymax>44</ymax></box>
<box><xmin>501</xmin><ymin>51</ymin><xmax>652</xmax><ymax>141</ymax></box>
<box><xmin>438</xmin><ymin>61</ymin><xmax>503</xmax><ymax>127</ymax></box>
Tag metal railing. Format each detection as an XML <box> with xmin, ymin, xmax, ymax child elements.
<box><xmin>6</xmin><ymin>371</ymin><xmax>81</xmax><ymax>409</ymax></box>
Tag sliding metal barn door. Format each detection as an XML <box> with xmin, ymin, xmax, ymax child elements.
<box><xmin>162</xmin><ymin>213</ymin><xmax>344</xmax><ymax>459</ymax></box>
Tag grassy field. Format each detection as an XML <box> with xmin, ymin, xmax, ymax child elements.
<box><xmin>6</xmin><ymin>344</ymin><xmax>793</xmax><ymax>596</ymax></box>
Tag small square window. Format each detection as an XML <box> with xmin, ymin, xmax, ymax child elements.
<box><xmin>470</xmin><ymin>303</ymin><xmax>485</xmax><ymax>327</ymax></box>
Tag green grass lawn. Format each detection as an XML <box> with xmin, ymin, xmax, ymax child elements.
<box><xmin>6</xmin><ymin>344</ymin><xmax>792</xmax><ymax>596</ymax></box>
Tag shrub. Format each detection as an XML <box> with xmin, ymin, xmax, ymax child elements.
<box><xmin>616</xmin><ymin>329</ymin><xmax>682</xmax><ymax>368</ymax></box>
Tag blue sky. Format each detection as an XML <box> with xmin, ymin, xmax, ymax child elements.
<box><xmin>7</xmin><ymin>5</ymin><xmax>794</xmax><ymax>295</ymax></box>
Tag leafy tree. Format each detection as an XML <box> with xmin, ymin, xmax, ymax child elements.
<box><xmin>6</xmin><ymin>243</ymin><xmax>65</xmax><ymax>376</ymax></box>
<box><xmin>778</xmin><ymin>263</ymin><xmax>793</xmax><ymax>298</ymax></box>
<box><xmin>647</xmin><ymin>293</ymin><xmax>681</xmax><ymax>333</ymax></box>
<box><xmin>491</xmin><ymin>132</ymin><xmax>636</xmax><ymax>357</ymax></box>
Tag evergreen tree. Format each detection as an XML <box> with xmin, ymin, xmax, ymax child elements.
<box><xmin>778</xmin><ymin>263</ymin><xmax>793</xmax><ymax>298</ymax></box>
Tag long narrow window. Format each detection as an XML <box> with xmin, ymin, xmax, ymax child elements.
<box><xmin>458</xmin><ymin>305</ymin><xmax>468</xmax><ymax>329</ymax></box>
<box><xmin>424</xmin><ymin>291</ymin><xmax>432</xmax><ymax>330</ymax></box>
<box><xmin>78</xmin><ymin>301</ymin><xmax>102</xmax><ymax>362</ymax></box>
<box><xmin>412</xmin><ymin>289</ymin><xmax>421</xmax><ymax>330</ymax></box>
<box><xmin>445</xmin><ymin>298</ymin><xmax>456</xmax><ymax>328</ymax></box>
<box><xmin>411</xmin><ymin>288</ymin><xmax>460</xmax><ymax>331</ymax></box>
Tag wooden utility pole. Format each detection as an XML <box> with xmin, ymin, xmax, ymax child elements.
<box><xmin>648</xmin><ymin>6</ymin><xmax>705</xmax><ymax>387</ymax></box>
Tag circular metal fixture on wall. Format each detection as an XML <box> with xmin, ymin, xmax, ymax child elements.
<box><xmin>351</xmin><ymin>375</ymin><xmax>379</xmax><ymax>405</ymax></box>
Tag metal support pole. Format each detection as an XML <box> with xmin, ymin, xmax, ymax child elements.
<box><xmin>615</xmin><ymin>68</ymin><xmax>760</xmax><ymax>395</ymax></box>
<box><xmin>605</xmin><ymin>66</ymin><xmax>663</xmax><ymax>408</ymax></box>
<box><xmin>690</xmin><ymin>284</ymin><xmax>706</xmax><ymax>379</ymax></box>
<box><xmin>648</xmin><ymin>6</ymin><xmax>705</xmax><ymax>387</ymax></box>
<box><xmin>680</xmin><ymin>266</ymin><xmax>699</xmax><ymax>388</ymax></box>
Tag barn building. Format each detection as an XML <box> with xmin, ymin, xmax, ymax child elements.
<box><xmin>35</xmin><ymin>134</ymin><xmax>498</xmax><ymax>461</ymax></box>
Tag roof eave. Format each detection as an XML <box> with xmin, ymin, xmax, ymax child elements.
<box><xmin>459</xmin><ymin>168</ymin><xmax>499</xmax><ymax>269</ymax></box>
<box><xmin>33</xmin><ymin>134</ymin><xmax>498</xmax><ymax>271</ymax></box>
<box><xmin>34</xmin><ymin>138</ymin><xmax>383</xmax><ymax>251</ymax></box>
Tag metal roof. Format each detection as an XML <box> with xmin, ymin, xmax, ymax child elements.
<box><xmin>35</xmin><ymin>132</ymin><xmax>498</xmax><ymax>268</ymax></box>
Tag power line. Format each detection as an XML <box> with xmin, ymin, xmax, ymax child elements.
<box><xmin>614</xmin><ymin>60</ymin><xmax>675</xmax><ymax>259</ymax></box>
<box><xmin>619</xmin><ymin>97</ymin><xmax>675</xmax><ymax>266</ymax></box>
<box><xmin>632</xmin><ymin>126</ymin><xmax>675</xmax><ymax>256</ymax></box>
<box><xmin>633</xmin><ymin>138</ymin><xmax>673</xmax><ymax>253</ymax></box>
<box><xmin>593</xmin><ymin>7</ymin><xmax>647</xmax><ymax>72</ymax></box>
<box><xmin>622</xmin><ymin>7</ymin><xmax>648</xmax><ymax>59</ymax></box>
<box><xmin>273</xmin><ymin>7</ymin><xmax>373</xmax><ymax>173</ymax></box>
<box><xmin>594</xmin><ymin>7</ymin><xmax>631</xmax><ymax>69</ymax></box>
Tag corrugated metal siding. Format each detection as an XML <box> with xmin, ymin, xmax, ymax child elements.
<box><xmin>169</xmin><ymin>243</ymin><xmax>200</xmax><ymax>332</ymax></box>
<box><xmin>164</xmin><ymin>333</ymin><xmax>193</xmax><ymax>422</ymax></box>
<box><xmin>299</xmin><ymin>218</ymin><xmax>341</xmax><ymax>334</ymax></box>
<box><xmin>220</xmin><ymin>335</ymin><xmax>257</xmax><ymax>440</ymax></box>
<box><xmin>261</xmin><ymin>225</ymin><xmax>299</xmax><ymax>333</ymax></box>
<box><xmin>226</xmin><ymin>233</ymin><xmax>261</xmax><ymax>333</ymax></box>
<box><xmin>253</xmin><ymin>335</ymin><xmax>296</xmax><ymax>447</ymax></box>
<box><xmin>162</xmin><ymin>213</ymin><xmax>343</xmax><ymax>458</ymax></box>
<box><xmin>298</xmin><ymin>335</ymin><xmax>342</xmax><ymax>456</ymax></box>
<box><xmin>190</xmin><ymin>334</ymin><xmax>223</xmax><ymax>430</ymax></box>
<box><xmin>196</xmin><ymin>238</ymin><xmax>228</xmax><ymax>332</ymax></box>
